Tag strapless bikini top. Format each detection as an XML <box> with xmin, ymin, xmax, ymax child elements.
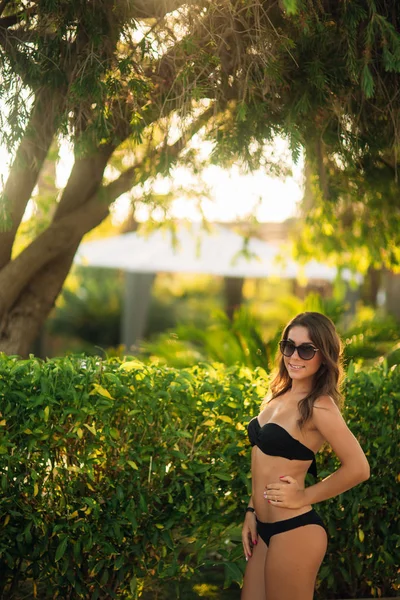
<box><xmin>247</xmin><ymin>417</ymin><xmax>317</xmax><ymax>477</ymax></box>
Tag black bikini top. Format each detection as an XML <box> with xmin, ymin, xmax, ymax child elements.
<box><xmin>247</xmin><ymin>417</ymin><xmax>317</xmax><ymax>477</ymax></box>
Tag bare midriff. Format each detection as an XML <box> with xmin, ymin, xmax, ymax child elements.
<box><xmin>251</xmin><ymin>446</ymin><xmax>313</xmax><ymax>523</ymax></box>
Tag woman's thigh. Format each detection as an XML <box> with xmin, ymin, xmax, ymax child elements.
<box><xmin>264</xmin><ymin>524</ymin><xmax>328</xmax><ymax>600</ymax></box>
<box><xmin>241</xmin><ymin>535</ymin><xmax>268</xmax><ymax>600</ymax></box>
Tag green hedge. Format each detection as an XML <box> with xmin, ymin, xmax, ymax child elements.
<box><xmin>316</xmin><ymin>362</ymin><xmax>399</xmax><ymax>598</ymax></box>
<box><xmin>0</xmin><ymin>355</ymin><xmax>398</xmax><ymax>598</ymax></box>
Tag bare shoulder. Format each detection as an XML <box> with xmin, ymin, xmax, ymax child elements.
<box><xmin>311</xmin><ymin>395</ymin><xmax>370</xmax><ymax>476</ymax></box>
<box><xmin>311</xmin><ymin>395</ymin><xmax>358</xmax><ymax>460</ymax></box>
<box><xmin>312</xmin><ymin>395</ymin><xmax>345</xmax><ymax>432</ymax></box>
<box><xmin>313</xmin><ymin>394</ymin><xmax>340</xmax><ymax>412</ymax></box>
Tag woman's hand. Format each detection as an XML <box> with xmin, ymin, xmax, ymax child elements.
<box><xmin>264</xmin><ymin>475</ymin><xmax>306</xmax><ymax>509</ymax></box>
<box><xmin>242</xmin><ymin>511</ymin><xmax>258</xmax><ymax>560</ymax></box>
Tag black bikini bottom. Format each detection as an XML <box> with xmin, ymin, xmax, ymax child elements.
<box><xmin>256</xmin><ymin>508</ymin><xmax>327</xmax><ymax>547</ymax></box>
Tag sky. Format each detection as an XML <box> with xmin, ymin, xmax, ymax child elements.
<box><xmin>135</xmin><ymin>160</ymin><xmax>303</xmax><ymax>223</ymax></box>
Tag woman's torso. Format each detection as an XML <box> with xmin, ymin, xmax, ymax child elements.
<box><xmin>249</xmin><ymin>393</ymin><xmax>325</xmax><ymax>522</ymax></box>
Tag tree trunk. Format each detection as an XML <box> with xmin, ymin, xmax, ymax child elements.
<box><xmin>0</xmin><ymin>89</ymin><xmax>62</xmax><ymax>268</ymax></box>
<box><xmin>0</xmin><ymin>249</ymin><xmax>77</xmax><ymax>356</ymax></box>
<box><xmin>223</xmin><ymin>276</ymin><xmax>244</xmax><ymax>320</ymax></box>
<box><xmin>362</xmin><ymin>267</ymin><xmax>382</xmax><ymax>307</ymax></box>
<box><xmin>384</xmin><ymin>271</ymin><xmax>400</xmax><ymax>321</ymax></box>
<box><xmin>0</xmin><ymin>148</ymin><xmax>115</xmax><ymax>355</ymax></box>
<box><xmin>0</xmin><ymin>106</ymin><xmax>214</xmax><ymax>355</ymax></box>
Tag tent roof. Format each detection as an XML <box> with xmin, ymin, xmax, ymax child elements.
<box><xmin>74</xmin><ymin>223</ymin><xmax>359</xmax><ymax>282</ymax></box>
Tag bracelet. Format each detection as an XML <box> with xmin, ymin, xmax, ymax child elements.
<box><xmin>245</xmin><ymin>506</ymin><xmax>255</xmax><ymax>514</ymax></box>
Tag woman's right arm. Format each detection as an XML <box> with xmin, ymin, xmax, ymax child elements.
<box><xmin>241</xmin><ymin>497</ymin><xmax>258</xmax><ymax>560</ymax></box>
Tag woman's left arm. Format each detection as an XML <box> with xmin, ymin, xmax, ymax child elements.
<box><xmin>302</xmin><ymin>395</ymin><xmax>370</xmax><ymax>505</ymax></box>
<box><xmin>265</xmin><ymin>395</ymin><xmax>370</xmax><ymax>508</ymax></box>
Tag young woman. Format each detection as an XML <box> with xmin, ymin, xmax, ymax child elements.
<box><xmin>241</xmin><ymin>312</ymin><xmax>370</xmax><ymax>600</ymax></box>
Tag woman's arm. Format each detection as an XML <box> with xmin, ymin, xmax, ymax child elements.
<box><xmin>242</xmin><ymin>495</ymin><xmax>258</xmax><ymax>559</ymax></box>
<box><xmin>247</xmin><ymin>496</ymin><xmax>255</xmax><ymax>510</ymax></box>
<box><xmin>303</xmin><ymin>395</ymin><xmax>370</xmax><ymax>504</ymax></box>
<box><xmin>265</xmin><ymin>395</ymin><xmax>370</xmax><ymax>509</ymax></box>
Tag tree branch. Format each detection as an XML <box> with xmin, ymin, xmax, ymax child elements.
<box><xmin>0</xmin><ymin>88</ymin><xmax>64</xmax><ymax>269</ymax></box>
<box><xmin>0</xmin><ymin>7</ymin><xmax>37</xmax><ymax>28</ymax></box>
<box><xmin>105</xmin><ymin>104</ymin><xmax>216</xmax><ymax>202</ymax></box>
<box><xmin>53</xmin><ymin>143</ymin><xmax>116</xmax><ymax>221</ymax></box>
<box><xmin>132</xmin><ymin>0</ymin><xmax>188</xmax><ymax>19</ymax></box>
<box><xmin>316</xmin><ymin>137</ymin><xmax>330</xmax><ymax>201</ymax></box>
<box><xmin>0</xmin><ymin>196</ymin><xmax>110</xmax><ymax>316</ymax></box>
<box><xmin>377</xmin><ymin>156</ymin><xmax>399</xmax><ymax>179</ymax></box>
<box><xmin>0</xmin><ymin>105</ymin><xmax>216</xmax><ymax>314</ymax></box>
<box><xmin>0</xmin><ymin>15</ymin><xmax>46</xmax><ymax>87</ymax></box>
<box><xmin>0</xmin><ymin>0</ymin><xmax>13</xmax><ymax>18</ymax></box>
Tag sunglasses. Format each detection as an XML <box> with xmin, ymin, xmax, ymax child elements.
<box><xmin>279</xmin><ymin>340</ymin><xmax>319</xmax><ymax>361</ymax></box>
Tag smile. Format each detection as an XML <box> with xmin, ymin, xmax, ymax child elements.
<box><xmin>288</xmin><ymin>364</ymin><xmax>304</xmax><ymax>370</ymax></box>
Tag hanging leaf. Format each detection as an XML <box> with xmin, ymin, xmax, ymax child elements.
<box><xmin>281</xmin><ymin>0</ymin><xmax>299</xmax><ymax>15</ymax></box>
<box><xmin>361</xmin><ymin>64</ymin><xmax>375</xmax><ymax>98</ymax></box>
<box><xmin>55</xmin><ymin>537</ymin><xmax>68</xmax><ymax>562</ymax></box>
<box><xmin>90</xmin><ymin>384</ymin><xmax>114</xmax><ymax>400</ymax></box>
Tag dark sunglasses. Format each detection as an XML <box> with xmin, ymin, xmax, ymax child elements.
<box><xmin>279</xmin><ymin>340</ymin><xmax>319</xmax><ymax>361</ymax></box>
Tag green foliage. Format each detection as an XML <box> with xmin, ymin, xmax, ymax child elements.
<box><xmin>47</xmin><ymin>270</ymin><xmax>225</xmax><ymax>355</ymax></box>
<box><xmin>281</xmin><ymin>0</ymin><xmax>299</xmax><ymax>16</ymax></box>
<box><xmin>0</xmin><ymin>0</ymin><xmax>150</xmax><ymax>152</ymax></box>
<box><xmin>48</xmin><ymin>266</ymin><xmax>399</xmax><ymax>370</ymax></box>
<box><xmin>142</xmin><ymin>292</ymin><xmax>397</xmax><ymax>371</ymax></box>
<box><xmin>1</xmin><ymin>0</ymin><xmax>400</xmax><ymax>273</ymax></box>
<box><xmin>316</xmin><ymin>363</ymin><xmax>399</xmax><ymax>598</ymax></box>
<box><xmin>0</xmin><ymin>355</ymin><xmax>398</xmax><ymax>598</ymax></box>
<box><xmin>341</xmin><ymin>308</ymin><xmax>400</xmax><ymax>364</ymax></box>
<box><xmin>47</xmin><ymin>267</ymin><xmax>123</xmax><ymax>351</ymax></box>
<box><xmin>288</xmin><ymin>0</ymin><xmax>400</xmax><ymax>269</ymax></box>
<box><xmin>141</xmin><ymin>308</ymin><xmax>280</xmax><ymax>371</ymax></box>
<box><xmin>0</xmin><ymin>354</ymin><xmax>267</xmax><ymax>598</ymax></box>
<box><xmin>386</xmin><ymin>343</ymin><xmax>400</xmax><ymax>368</ymax></box>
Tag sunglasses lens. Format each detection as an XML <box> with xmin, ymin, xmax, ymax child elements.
<box><xmin>279</xmin><ymin>341</ymin><xmax>317</xmax><ymax>360</ymax></box>
<box><xmin>298</xmin><ymin>345</ymin><xmax>316</xmax><ymax>360</ymax></box>
<box><xmin>279</xmin><ymin>341</ymin><xmax>295</xmax><ymax>357</ymax></box>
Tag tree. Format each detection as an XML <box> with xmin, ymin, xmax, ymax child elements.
<box><xmin>0</xmin><ymin>0</ymin><xmax>220</xmax><ymax>354</ymax></box>
<box><xmin>1</xmin><ymin>0</ymin><xmax>400</xmax><ymax>355</ymax></box>
<box><xmin>286</xmin><ymin>2</ymin><xmax>400</xmax><ymax>273</ymax></box>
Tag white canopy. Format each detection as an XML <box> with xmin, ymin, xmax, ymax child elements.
<box><xmin>75</xmin><ymin>222</ymin><xmax>359</xmax><ymax>282</ymax></box>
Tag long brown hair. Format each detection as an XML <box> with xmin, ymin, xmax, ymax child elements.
<box><xmin>267</xmin><ymin>312</ymin><xmax>344</xmax><ymax>428</ymax></box>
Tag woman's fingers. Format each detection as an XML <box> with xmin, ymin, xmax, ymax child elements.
<box><xmin>243</xmin><ymin>528</ymin><xmax>259</xmax><ymax>559</ymax></box>
<box><xmin>267</xmin><ymin>499</ymin><xmax>287</xmax><ymax>507</ymax></box>
<box><xmin>264</xmin><ymin>488</ymin><xmax>283</xmax><ymax>501</ymax></box>
<box><xmin>242</xmin><ymin>529</ymin><xmax>253</xmax><ymax>559</ymax></box>
<box><xmin>243</xmin><ymin>536</ymin><xmax>251</xmax><ymax>558</ymax></box>
<box><xmin>249</xmin><ymin>525</ymin><xmax>258</xmax><ymax>545</ymax></box>
<box><xmin>266</xmin><ymin>483</ymin><xmax>281</xmax><ymax>491</ymax></box>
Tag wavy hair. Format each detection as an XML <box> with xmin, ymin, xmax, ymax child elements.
<box><xmin>267</xmin><ymin>312</ymin><xmax>344</xmax><ymax>428</ymax></box>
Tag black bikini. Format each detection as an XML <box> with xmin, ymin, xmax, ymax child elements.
<box><xmin>247</xmin><ymin>418</ymin><xmax>318</xmax><ymax>477</ymax></box>
<box><xmin>247</xmin><ymin>417</ymin><xmax>327</xmax><ymax>546</ymax></box>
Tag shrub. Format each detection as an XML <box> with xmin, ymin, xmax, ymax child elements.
<box><xmin>316</xmin><ymin>362</ymin><xmax>399</xmax><ymax>599</ymax></box>
<box><xmin>341</xmin><ymin>309</ymin><xmax>400</xmax><ymax>364</ymax></box>
<box><xmin>0</xmin><ymin>355</ymin><xmax>266</xmax><ymax>598</ymax></box>
<box><xmin>0</xmin><ymin>355</ymin><xmax>398</xmax><ymax>598</ymax></box>
<box><xmin>140</xmin><ymin>308</ymin><xmax>279</xmax><ymax>371</ymax></box>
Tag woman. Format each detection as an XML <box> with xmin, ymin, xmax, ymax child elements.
<box><xmin>241</xmin><ymin>312</ymin><xmax>370</xmax><ymax>600</ymax></box>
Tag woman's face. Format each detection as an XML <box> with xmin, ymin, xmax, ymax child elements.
<box><xmin>283</xmin><ymin>325</ymin><xmax>323</xmax><ymax>381</ymax></box>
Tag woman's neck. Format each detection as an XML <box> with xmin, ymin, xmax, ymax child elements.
<box><xmin>290</xmin><ymin>377</ymin><xmax>314</xmax><ymax>396</ymax></box>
